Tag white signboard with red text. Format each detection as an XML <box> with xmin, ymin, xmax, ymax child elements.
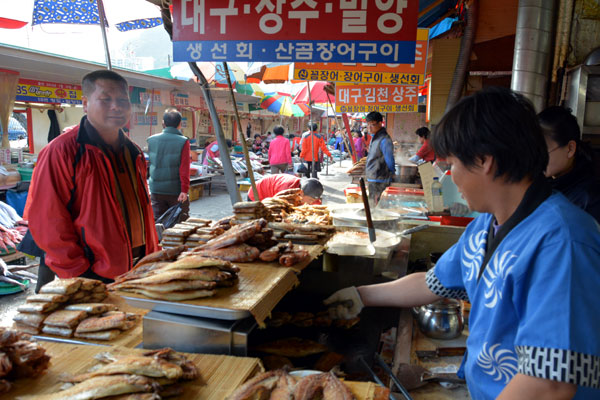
<box><xmin>172</xmin><ymin>0</ymin><xmax>418</xmax><ymax>63</ymax></box>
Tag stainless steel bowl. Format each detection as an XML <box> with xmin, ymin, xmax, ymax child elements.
<box><xmin>412</xmin><ymin>299</ymin><xmax>464</xmax><ymax>340</ymax></box>
<box><xmin>331</xmin><ymin>207</ymin><xmax>401</xmax><ymax>231</ymax></box>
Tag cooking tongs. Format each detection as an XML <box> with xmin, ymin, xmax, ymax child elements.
<box><xmin>359</xmin><ymin>353</ymin><xmax>414</xmax><ymax>400</ymax></box>
<box><xmin>358</xmin><ymin>177</ymin><xmax>376</xmax><ymax>256</ymax></box>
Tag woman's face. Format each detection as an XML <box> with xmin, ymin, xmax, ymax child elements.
<box><xmin>446</xmin><ymin>155</ymin><xmax>487</xmax><ymax>212</ymax></box>
<box><xmin>544</xmin><ymin>137</ymin><xmax>576</xmax><ymax>178</ymax></box>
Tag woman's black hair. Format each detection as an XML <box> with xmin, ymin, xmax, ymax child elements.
<box><xmin>354</xmin><ymin>130</ymin><xmax>363</xmax><ymax>137</ymax></box>
<box><xmin>415</xmin><ymin>127</ymin><xmax>430</xmax><ymax>139</ymax></box>
<box><xmin>273</xmin><ymin>125</ymin><xmax>285</xmax><ymax>136</ymax></box>
<box><xmin>538</xmin><ymin>106</ymin><xmax>594</xmax><ymax>163</ymax></box>
<box><xmin>431</xmin><ymin>86</ymin><xmax>548</xmax><ymax>183</ymax></box>
<box><xmin>254</xmin><ymin>134</ymin><xmax>261</xmax><ymax>139</ymax></box>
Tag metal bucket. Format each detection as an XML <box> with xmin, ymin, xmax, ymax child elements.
<box><xmin>331</xmin><ymin>207</ymin><xmax>401</xmax><ymax>231</ymax></box>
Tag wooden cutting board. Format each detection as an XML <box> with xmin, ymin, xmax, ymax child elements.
<box><xmin>115</xmin><ymin>262</ymin><xmax>299</xmax><ymax>327</ymax></box>
<box><xmin>8</xmin><ymin>342</ymin><xmax>263</xmax><ymax>399</ymax></box>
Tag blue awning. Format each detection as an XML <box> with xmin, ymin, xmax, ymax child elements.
<box><xmin>418</xmin><ymin>0</ymin><xmax>459</xmax><ymax>28</ymax></box>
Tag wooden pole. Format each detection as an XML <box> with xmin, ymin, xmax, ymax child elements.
<box><xmin>223</xmin><ymin>62</ymin><xmax>259</xmax><ymax>201</ymax></box>
<box><xmin>188</xmin><ymin>63</ymin><xmax>241</xmax><ymax>205</ymax></box>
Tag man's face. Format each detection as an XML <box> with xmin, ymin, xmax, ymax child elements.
<box><xmin>82</xmin><ymin>79</ymin><xmax>131</xmax><ymax>135</ymax></box>
<box><xmin>367</xmin><ymin>120</ymin><xmax>382</xmax><ymax>135</ymax></box>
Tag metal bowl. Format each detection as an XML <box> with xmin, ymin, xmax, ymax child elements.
<box><xmin>331</xmin><ymin>207</ymin><xmax>401</xmax><ymax>231</ymax></box>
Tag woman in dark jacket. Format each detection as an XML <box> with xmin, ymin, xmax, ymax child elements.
<box><xmin>539</xmin><ymin>106</ymin><xmax>600</xmax><ymax>222</ymax></box>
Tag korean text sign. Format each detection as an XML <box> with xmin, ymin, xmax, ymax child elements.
<box><xmin>335</xmin><ymin>83</ymin><xmax>418</xmax><ymax>112</ymax></box>
<box><xmin>15</xmin><ymin>79</ymin><xmax>82</xmax><ymax>105</ymax></box>
<box><xmin>294</xmin><ymin>27</ymin><xmax>428</xmax><ymax>84</ymax></box>
<box><xmin>172</xmin><ymin>0</ymin><xmax>418</xmax><ymax>63</ymax></box>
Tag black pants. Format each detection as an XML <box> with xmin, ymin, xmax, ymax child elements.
<box><xmin>151</xmin><ymin>193</ymin><xmax>190</xmax><ymax>222</ymax></box>
<box><xmin>368</xmin><ymin>181</ymin><xmax>390</xmax><ymax>204</ymax></box>
<box><xmin>305</xmin><ymin>161</ymin><xmax>321</xmax><ymax>178</ymax></box>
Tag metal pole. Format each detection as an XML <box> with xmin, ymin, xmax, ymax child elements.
<box><xmin>223</xmin><ymin>62</ymin><xmax>259</xmax><ymax>201</ymax></box>
<box><xmin>188</xmin><ymin>62</ymin><xmax>241</xmax><ymax>205</ymax></box>
<box><xmin>97</xmin><ymin>0</ymin><xmax>112</xmax><ymax>70</ymax></box>
<box><xmin>306</xmin><ymin>81</ymin><xmax>317</xmax><ymax>178</ymax></box>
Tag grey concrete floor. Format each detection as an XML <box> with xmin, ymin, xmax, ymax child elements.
<box><xmin>0</xmin><ymin>158</ymin><xmax>356</xmax><ymax>328</ymax></box>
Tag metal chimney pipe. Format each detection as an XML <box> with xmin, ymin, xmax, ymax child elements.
<box><xmin>510</xmin><ymin>0</ymin><xmax>556</xmax><ymax>112</ymax></box>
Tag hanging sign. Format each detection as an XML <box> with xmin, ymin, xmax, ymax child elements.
<box><xmin>134</xmin><ymin>112</ymin><xmax>158</xmax><ymax>126</ymax></box>
<box><xmin>15</xmin><ymin>78</ymin><xmax>82</xmax><ymax>104</ymax></box>
<box><xmin>139</xmin><ymin>91</ymin><xmax>162</xmax><ymax>105</ymax></box>
<box><xmin>294</xmin><ymin>28</ymin><xmax>428</xmax><ymax>85</ymax></box>
<box><xmin>171</xmin><ymin>91</ymin><xmax>190</xmax><ymax>107</ymax></box>
<box><xmin>335</xmin><ymin>83</ymin><xmax>418</xmax><ymax>112</ymax></box>
<box><xmin>172</xmin><ymin>0</ymin><xmax>418</xmax><ymax>63</ymax></box>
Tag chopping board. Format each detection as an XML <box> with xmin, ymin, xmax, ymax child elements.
<box><xmin>116</xmin><ymin>262</ymin><xmax>299</xmax><ymax>327</ymax></box>
<box><xmin>8</xmin><ymin>342</ymin><xmax>263</xmax><ymax>399</ymax></box>
<box><xmin>30</xmin><ymin>293</ymin><xmax>147</xmax><ymax>348</ymax></box>
<box><xmin>412</xmin><ymin>321</ymin><xmax>468</xmax><ymax>360</ymax></box>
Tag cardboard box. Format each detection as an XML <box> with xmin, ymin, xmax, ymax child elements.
<box><xmin>189</xmin><ymin>184</ymin><xmax>204</xmax><ymax>201</ymax></box>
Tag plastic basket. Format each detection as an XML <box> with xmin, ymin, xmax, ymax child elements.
<box><xmin>17</xmin><ymin>167</ymin><xmax>33</xmax><ymax>182</ymax></box>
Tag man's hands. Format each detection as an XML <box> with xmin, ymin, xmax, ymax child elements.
<box><xmin>177</xmin><ymin>192</ymin><xmax>188</xmax><ymax>202</ymax></box>
<box><xmin>323</xmin><ymin>286</ymin><xmax>364</xmax><ymax>319</ymax></box>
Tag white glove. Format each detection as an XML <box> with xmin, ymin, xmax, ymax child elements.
<box><xmin>449</xmin><ymin>202</ymin><xmax>469</xmax><ymax>217</ymax></box>
<box><xmin>323</xmin><ymin>286</ymin><xmax>364</xmax><ymax>320</ymax></box>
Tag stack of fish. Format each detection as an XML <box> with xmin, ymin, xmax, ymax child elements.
<box><xmin>262</xmin><ymin>197</ymin><xmax>294</xmax><ymax>222</ymax></box>
<box><xmin>161</xmin><ymin>226</ymin><xmax>197</xmax><ymax>249</ymax></box>
<box><xmin>0</xmin><ymin>328</ymin><xmax>51</xmax><ymax>395</ymax></box>
<box><xmin>283</xmin><ymin>204</ymin><xmax>333</xmax><ymax>225</ymax></box>
<box><xmin>109</xmin><ymin>250</ymin><xmax>240</xmax><ymax>301</ymax></box>
<box><xmin>232</xmin><ymin>201</ymin><xmax>272</xmax><ymax>224</ymax></box>
<box><xmin>12</xmin><ymin>278</ymin><xmax>131</xmax><ymax>337</ymax></box>
<box><xmin>15</xmin><ymin>348</ymin><xmax>198</xmax><ymax>399</ymax></box>
<box><xmin>269</xmin><ymin>221</ymin><xmax>336</xmax><ymax>244</ymax></box>
<box><xmin>183</xmin><ymin>225</ymin><xmax>227</xmax><ymax>249</ymax></box>
<box><xmin>227</xmin><ymin>370</ymin><xmax>355</xmax><ymax>400</ymax></box>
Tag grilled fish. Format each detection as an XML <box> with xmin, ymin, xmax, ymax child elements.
<box><xmin>15</xmin><ymin>374</ymin><xmax>159</xmax><ymax>400</ymax></box>
<box><xmin>64</xmin><ymin>303</ymin><xmax>116</xmax><ymax>314</ymax></box>
<box><xmin>115</xmin><ymin>279</ymin><xmax>217</xmax><ymax>293</ymax></box>
<box><xmin>39</xmin><ymin>278</ymin><xmax>82</xmax><ymax>295</ymax></box>
<box><xmin>120</xmin><ymin>288</ymin><xmax>216</xmax><ymax>301</ymax></box>
<box><xmin>200</xmin><ymin>219</ymin><xmax>267</xmax><ymax>250</ymax></box>
<box><xmin>161</xmin><ymin>255</ymin><xmax>239</xmax><ymax>273</ymax></box>
<box><xmin>135</xmin><ymin>246</ymin><xmax>186</xmax><ymax>268</ymax></box>
<box><xmin>226</xmin><ymin>369</ymin><xmax>283</xmax><ymax>400</ymax></box>
<box><xmin>194</xmin><ymin>243</ymin><xmax>260</xmax><ymax>263</ymax></box>
<box><xmin>61</xmin><ymin>355</ymin><xmax>183</xmax><ymax>382</ymax></box>
<box><xmin>43</xmin><ymin>310</ymin><xmax>88</xmax><ymax>328</ymax></box>
<box><xmin>13</xmin><ymin>312</ymin><xmax>46</xmax><ymax>329</ymax></box>
<box><xmin>26</xmin><ymin>293</ymin><xmax>69</xmax><ymax>303</ymax></box>
<box><xmin>112</xmin><ymin>268</ymin><xmax>229</xmax><ymax>286</ymax></box>
<box><xmin>74</xmin><ymin>329</ymin><xmax>121</xmax><ymax>341</ymax></box>
<box><xmin>76</xmin><ymin>312</ymin><xmax>138</xmax><ymax>333</ymax></box>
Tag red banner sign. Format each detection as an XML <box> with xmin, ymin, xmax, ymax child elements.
<box><xmin>172</xmin><ymin>0</ymin><xmax>418</xmax><ymax>63</ymax></box>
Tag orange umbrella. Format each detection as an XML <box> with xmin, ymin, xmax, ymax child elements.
<box><xmin>246</xmin><ymin>62</ymin><xmax>291</xmax><ymax>84</ymax></box>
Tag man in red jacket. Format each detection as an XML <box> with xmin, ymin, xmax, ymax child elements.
<box><xmin>25</xmin><ymin>70</ymin><xmax>159</xmax><ymax>287</ymax></box>
<box><xmin>247</xmin><ymin>175</ymin><xmax>323</xmax><ymax>204</ymax></box>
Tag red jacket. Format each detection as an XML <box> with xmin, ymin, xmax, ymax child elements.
<box><xmin>300</xmin><ymin>133</ymin><xmax>331</xmax><ymax>162</ymax></box>
<box><xmin>416</xmin><ymin>139</ymin><xmax>435</xmax><ymax>162</ymax></box>
<box><xmin>25</xmin><ymin>119</ymin><xmax>159</xmax><ymax>279</ymax></box>
<box><xmin>247</xmin><ymin>174</ymin><xmax>300</xmax><ymax>201</ymax></box>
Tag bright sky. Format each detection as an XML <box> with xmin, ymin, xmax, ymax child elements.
<box><xmin>0</xmin><ymin>0</ymin><xmax>169</xmax><ymax>66</ymax></box>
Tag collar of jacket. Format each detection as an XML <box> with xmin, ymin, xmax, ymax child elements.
<box><xmin>76</xmin><ymin>116</ymin><xmax>141</xmax><ymax>158</ymax></box>
<box><xmin>162</xmin><ymin>126</ymin><xmax>183</xmax><ymax>136</ymax></box>
<box><xmin>373</xmin><ymin>127</ymin><xmax>388</xmax><ymax>139</ymax></box>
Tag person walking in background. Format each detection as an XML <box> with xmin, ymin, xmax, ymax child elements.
<box><xmin>353</xmin><ymin>130</ymin><xmax>365</xmax><ymax>159</ymax></box>
<box><xmin>539</xmin><ymin>106</ymin><xmax>600</xmax><ymax>222</ymax></box>
<box><xmin>268</xmin><ymin>125</ymin><xmax>292</xmax><ymax>174</ymax></box>
<box><xmin>409</xmin><ymin>127</ymin><xmax>435</xmax><ymax>164</ymax></box>
<box><xmin>147</xmin><ymin>108</ymin><xmax>190</xmax><ymax>222</ymax></box>
<box><xmin>364</xmin><ymin>112</ymin><xmax>395</xmax><ymax>203</ymax></box>
<box><xmin>300</xmin><ymin>123</ymin><xmax>332</xmax><ymax>179</ymax></box>
<box><xmin>292</xmin><ymin>132</ymin><xmax>302</xmax><ymax>155</ymax></box>
<box><xmin>24</xmin><ymin>69</ymin><xmax>159</xmax><ymax>286</ymax></box>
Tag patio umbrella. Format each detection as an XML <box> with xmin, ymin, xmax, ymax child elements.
<box><xmin>260</xmin><ymin>92</ymin><xmax>309</xmax><ymax>117</ymax></box>
<box><xmin>246</xmin><ymin>62</ymin><xmax>292</xmax><ymax>84</ymax></box>
<box><xmin>214</xmin><ymin>62</ymin><xmax>246</xmax><ymax>88</ymax></box>
<box><xmin>236</xmin><ymin>83</ymin><xmax>264</xmax><ymax>97</ymax></box>
<box><xmin>293</xmin><ymin>81</ymin><xmax>336</xmax><ymax>105</ymax></box>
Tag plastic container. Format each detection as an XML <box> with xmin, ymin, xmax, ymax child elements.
<box><xmin>344</xmin><ymin>186</ymin><xmax>362</xmax><ymax>203</ymax></box>
<box><xmin>17</xmin><ymin>167</ymin><xmax>33</xmax><ymax>182</ymax></box>
<box><xmin>431</xmin><ymin>177</ymin><xmax>444</xmax><ymax>212</ymax></box>
<box><xmin>440</xmin><ymin>171</ymin><xmax>462</xmax><ymax>207</ymax></box>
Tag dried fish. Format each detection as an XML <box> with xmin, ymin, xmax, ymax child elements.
<box><xmin>13</xmin><ymin>313</ymin><xmax>46</xmax><ymax>329</ymax></box>
<box><xmin>17</xmin><ymin>302</ymin><xmax>59</xmax><ymax>314</ymax></box>
<box><xmin>61</xmin><ymin>355</ymin><xmax>183</xmax><ymax>382</ymax></box>
<box><xmin>76</xmin><ymin>312</ymin><xmax>138</xmax><ymax>334</ymax></box>
<box><xmin>41</xmin><ymin>325</ymin><xmax>73</xmax><ymax>337</ymax></box>
<box><xmin>39</xmin><ymin>278</ymin><xmax>82</xmax><ymax>295</ymax></box>
<box><xmin>15</xmin><ymin>374</ymin><xmax>160</xmax><ymax>400</ymax></box>
<box><xmin>121</xmin><ymin>288</ymin><xmax>216</xmax><ymax>301</ymax></box>
<box><xmin>115</xmin><ymin>279</ymin><xmax>216</xmax><ymax>293</ymax></box>
<box><xmin>64</xmin><ymin>303</ymin><xmax>115</xmax><ymax>314</ymax></box>
<box><xmin>43</xmin><ymin>310</ymin><xmax>88</xmax><ymax>328</ymax></box>
<box><xmin>74</xmin><ymin>330</ymin><xmax>121</xmax><ymax>341</ymax></box>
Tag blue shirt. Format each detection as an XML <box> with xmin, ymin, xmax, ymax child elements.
<box><xmin>428</xmin><ymin>192</ymin><xmax>600</xmax><ymax>399</ymax></box>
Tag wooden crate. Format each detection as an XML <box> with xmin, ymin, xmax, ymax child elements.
<box><xmin>189</xmin><ymin>184</ymin><xmax>204</xmax><ymax>201</ymax></box>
